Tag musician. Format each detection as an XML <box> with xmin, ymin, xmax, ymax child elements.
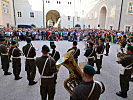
<box><xmin>95</xmin><ymin>38</ymin><xmax>105</xmax><ymax>74</ymax></box>
<box><xmin>9</xmin><ymin>40</ymin><xmax>22</xmax><ymax>80</ymax></box>
<box><xmin>49</xmin><ymin>43</ymin><xmax>60</xmax><ymax>84</ymax></box>
<box><xmin>5</xmin><ymin>35</ymin><xmax>10</xmax><ymax>49</ymax></box>
<box><xmin>84</xmin><ymin>42</ymin><xmax>96</xmax><ymax>66</ymax></box>
<box><xmin>0</xmin><ymin>38</ymin><xmax>12</xmax><ymax>75</ymax></box>
<box><xmin>104</xmin><ymin>34</ymin><xmax>110</xmax><ymax>56</ymax></box>
<box><xmin>67</xmin><ymin>41</ymin><xmax>80</xmax><ymax>64</ymax></box>
<box><xmin>22</xmin><ymin>37</ymin><xmax>37</xmax><ymax>85</ymax></box>
<box><xmin>36</xmin><ymin>45</ymin><xmax>57</xmax><ymax>100</ymax></box>
<box><xmin>120</xmin><ymin>35</ymin><xmax>127</xmax><ymax>53</ymax></box>
<box><xmin>70</xmin><ymin>64</ymin><xmax>105</xmax><ymax>100</ymax></box>
<box><xmin>116</xmin><ymin>46</ymin><xmax>133</xmax><ymax>98</ymax></box>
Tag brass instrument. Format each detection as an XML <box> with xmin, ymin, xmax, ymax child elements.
<box><xmin>56</xmin><ymin>50</ymin><xmax>82</xmax><ymax>94</ymax></box>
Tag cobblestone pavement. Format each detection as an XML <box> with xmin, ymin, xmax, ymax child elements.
<box><xmin>0</xmin><ymin>41</ymin><xmax>133</xmax><ymax>100</ymax></box>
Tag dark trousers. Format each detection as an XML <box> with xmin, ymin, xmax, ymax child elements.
<box><xmin>40</xmin><ymin>79</ymin><xmax>56</xmax><ymax>100</ymax></box>
<box><xmin>1</xmin><ymin>55</ymin><xmax>9</xmax><ymax>72</ymax></box>
<box><xmin>12</xmin><ymin>58</ymin><xmax>21</xmax><ymax>78</ymax></box>
<box><xmin>96</xmin><ymin>56</ymin><xmax>103</xmax><ymax>70</ymax></box>
<box><xmin>120</xmin><ymin>70</ymin><xmax>132</xmax><ymax>93</ymax></box>
<box><xmin>106</xmin><ymin>43</ymin><xmax>110</xmax><ymax>54</ymax></box>
<box><xmin>25</xmin><ymin>60</ymin><xmax>36</xmax><ymax>82</ymax></box>
<box><xmin>88</xmin><ymin>58</ymin><xmax>94</xmax><ymax>66</ymax></box>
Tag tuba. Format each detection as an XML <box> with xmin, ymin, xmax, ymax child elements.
<box><xmin>56</xmin><ymin>50</ymin><xmax>82</xmax><ymax>94</ymax></box>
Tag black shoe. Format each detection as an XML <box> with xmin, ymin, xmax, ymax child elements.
<box><xmin>104</xmin><ymin>54</ymin><xmax>108</xmax><ymax>56</ymax></box>
<box><xmin>29</xmin><ymin>81</ymin><xmax>37</xmax><ymax>86</ymax></box>
<box><xmin>96</xmin><ymin>71</ymin><xmax>100</xmax><ymax>74</ymax></box>
<box><xmin>129</xmin><ymin>78</ymin><xmax>133</xmax><ymax>82</ymax></box>
<box><xmin>116</xmin><ymin>91</ymin><xmax>127</xmax><ymax>98</ymax></box>
<box><xmin>15</xmin><ymin>77</ymin><xmax>22</xmax><ymax>80</ymax></box>
<box><xmin>4</xmin><ymin>72</ymin><xmax>12</xmax><ymax>75</ymax></box>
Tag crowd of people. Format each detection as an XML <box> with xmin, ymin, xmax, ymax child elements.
<box><xmin>0</xmin><ymin>27</ymin><xmax>133</xmax><ymax>43</ymax></box>
<box><xmin>0</xmin><ymin>27</ymin><xmax>133</xmax><ymax>100</ymax></box>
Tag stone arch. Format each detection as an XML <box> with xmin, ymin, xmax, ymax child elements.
<box><xmin>99</xmin><ymin>6</ymin><xmax>107</xmax><ymax>29</ymax></box>
<box><xmin>46</xmin><ymin>10</ymin><xmax>61</xmax><ymax>28</ymax></box>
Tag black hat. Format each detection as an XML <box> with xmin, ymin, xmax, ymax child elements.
<box><xmin>26</xmin><ymin>37</ymin><xmax>32</xmax><ymax>43</ymax></box>
<box><xmin>11</xmin><ymin>40</ymin><xmax>17</xmax><ymax>45</ymax></box>
<box><xmin>5</xmin><ymin>35</ymin><xmax>10</xmax><ymax>37</ymax></box>
<box><xmin>50</xmin><ymin>44</ymin><xmax>56</xmax><ymax>49</ymax></box>
<box><xmin>127</xmin><ymin>46</ymin><xmax>133</xmax><ymax>53</ymax></box>
<box><xmin>0</xmin><ymin>34</ymin><xmax>4</xmax><ymax>38</ymax></box>
<box><xmin>0</xmin><ymin>38</ymin><xmax>5</xmax><ymax>42</ymax></box>
<box><xmin>89</xmin><ymin>42</ymin><xmax>93</xmax><ymax>47</ymax></box>
<box><xmin>42</xmin><ymin>45</ymin><xmax>50</xmax><ymax>52</ymax></box>
<box><xmin>73</xmin><ymin>41</ymin><xmax>77</xmax><ymax>46</ymax></box>
<box><xmin>83</xmin><ymin>64</ymin><xmax>96</xmax><ymax>75</ymax></box>
<box><xmin>123</xmin><ymin>35</ymin><xmax>127</xmax><ymax>38</ymax></box>
<box><xmin>100</xmin><ymin>38</ymin><xmax>105</xmax><ymax>42</ymax></box>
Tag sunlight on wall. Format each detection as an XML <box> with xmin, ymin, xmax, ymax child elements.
<box><xmin>28</xmin><ymin>0</ymin><xmax>43</xmax><ymax>11</ymax></box>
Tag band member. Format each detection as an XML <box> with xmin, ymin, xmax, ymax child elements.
<box><xmin>70</xmin><ymin>64</ymin><xmax>105</xmax><ymax>100</ymax></box>
<box><xmin>84</xmin><ymin>42</ymin><xmax>96</xmax><ymax>66</ymax></box>
<box><xmin>95</xmin><ymin>38</ymin><xmax>105</xmax><ymax>74</ymax></box>
<box><xmin>0</xmin><ymin>38</ymin><xmax>12</xmax><ymax>75</ymax></box>
<box><xmin>22</xmin><ymin>37</ymin><xmax>37</xmax><ymax>85</ymax></box>
<box><xmin>116</xmin><ymin>46</ymin><xmax>133</xmax><ymax>98</ymax></box>
<box><xmin>9</xmin><ymin>40</ymin><xmax>22</xmax><ymax>80</ymax></box>
<box><xmin>49</xmin><ymin>43</ymin><xmax>60</xmax><ymax>84</ymax></box>
<box><xmin>36</xmin><ymin>45</ymin><xmax>57</xmax><ymax>100</ymax></box>
<box><xmin>120</xmin><ymin>35</ymin><xmax>127</xmax><ymax>53</ymax></box>
<box><xmin>104</xmin><ymin>34</ymin><xmax>110</xmax><ymax>56</ymax></box>
<box><xmin>67</xmin><ymin>41</ymin><xmax>80</xmax><ymax>64</ymax></box>
<box><xmin>5</xmin><ymin>35</ymin><xmax>10</xmax><ymax>49</ymax></box>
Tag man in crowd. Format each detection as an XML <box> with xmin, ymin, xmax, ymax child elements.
<box><xmin>70</xmin><ymin>64</ymin><xmax>105</xmax><ymax>100</ymax></box>
<box><xmin>116</xmin><ymin>46</ymin><xmax>133</xmax><ymax>98</ymax></box>
<box><xmin>67</xmin><ymin>41</ymin><xmax>80</xmax><ymax>64</ymax></box>
<box><xmin>95</xmin><ymin>38</ymin><xmax>105</xmax><ymax>74</ymax></box>
<box><xmin>0</xmin><ymin>38</ymin><xmax>12</xmax><ymax>75</ymax></box>
<box><xmin>9</xmin><ymin>40</ymin><xmax>22</xmax><ymax>80</ymax></box>
<box><xmin>36</xmin><ymin>45</ymin><xmax>57</xmax><ymax>100</ymax></box>
<box><xmin>22</xmin><ymin>37</ymin><xmax>37</xmax><ymax>85</ymax></box>
<box><xmin>84</xmin><ymin>42</ymin><xmax>96</xmax><ymax>66</ymax></box>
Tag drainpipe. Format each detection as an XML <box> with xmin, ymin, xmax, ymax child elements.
<box><xmin>118</xmin><ymin>0</ymin><xmax>123</xmax><ymax>31</ymax></box>
<box><xmin>42</xmin><ymin>0</ymin><xmax>45</xmax><ymax>28</ymax></box>
<box><xmin>12</xmin><ymin>0</ymin><xmax>16</xmax><ymax>27</ymax></box>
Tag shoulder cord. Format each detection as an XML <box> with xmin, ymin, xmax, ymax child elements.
<box><xmin>26</xmin><ymin>44</ymin><xmax>33</xmax><ymax>58</ymax></box>
<box><xmin>88</xmin><ymin>47</ymin><xmax>95</xmax><ymax>57</ymax></box>
<box><xmin>53</xmin><ymin>50</ymin><xmax>57</xmax><ymax>58</ymax></box>
<box><xmin>88</xmin><ymin>82</ymin><xmax>96</xmax><ymax>98</ymax></box>
<box><xmin>12</xmin><ymin>47</ymin><xmax>16</xmax><ymax>56</ymax></box>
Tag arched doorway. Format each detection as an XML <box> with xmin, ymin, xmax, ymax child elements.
<box><xmin>99</xmin><ymin>7</ymin><xmax>107</xmax><ymax>29</ymax></box>
<box><xmin>75</xmin><ymin>24</ymin><xmax>81</xmax><ymax>29</ymax></box>
<box><xmin>46</xmin><ymin>10</ymin><xmax>60</xmax><ymax>28</ymax></box>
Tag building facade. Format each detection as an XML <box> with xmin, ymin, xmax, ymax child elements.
<box><xmin>0</xmin><ymin>0</ymin><xmax>15</xmax><ymax>28</ymax></box>
<box><xmin>84</xmin><ymin>0</ymin><xmax>133</xmax><ymax>32</ymax></box>
<box><xmin>13</xmin><ymin>0</ymin><xmax>133</xmax><ymax>31</ymax></box>
<box><xmin>14</xmin><ymin>0</ymin><xmax>43</xmax><ymax>28</ymax></box>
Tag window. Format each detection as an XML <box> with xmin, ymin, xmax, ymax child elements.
<box><xmin>57</xmin><ymin>1</ymin><xmax>61</xmax><ymax>4</ymax></box>
<box><xmin>46</xmin><ymin>0</ymin><xmax>50</xmax><ymax>3</ymax></box>
<box><xmin>7</xmin><ymin>23</ymin><xmax>9</xmax><ymax>28</ymax></box>
<box><xmin>2</xmin><ymin>3</ymin><xmax>9</xmax><ymax>13</ymax></box>
<box><xmin>88</xmin><ymin>25</ymin><xmax>90</xmax><ymax>29</ymax></box>
<box><xmin>18</xmin><ymin>12</ymin><xmax>22</xmax><ymax>17</ymax></box>
<box><xmin>125</xmin><ymin>26</ymin><xmax>131</xmax><ymax>32</ymax></box>
<box><xmin>68</xmin><ymin>16</ymin><xmax>71</xmax><ymax>21</ymax></box>
<box><xmin>68</xmin><ymin>2</ymin><xmax>71</xmax><ymax>4</ymax></box>
<box><xmin>30</xmin><ymin>12</ymin><xmax>34</xmax><ymax>18</ymax></box>
<box><xmin>77</xmin><ymin>17</ymin><xmax>80</xmax><ymax>21</ymax></box>
<box><xmin>110</xmin><ymin>26</ymin><xmax>113</xmax><ymax>30</ymax></box>
<box><xmin>128</xmin><ymin>2</ymin><xmax>133</xmax><ymax>13</ymax></box>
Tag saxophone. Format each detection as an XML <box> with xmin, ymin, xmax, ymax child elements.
<box><xmin>56</xmin><ymin>50</ymin><xmax>82</xmax><ymax>94</ymax></box>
